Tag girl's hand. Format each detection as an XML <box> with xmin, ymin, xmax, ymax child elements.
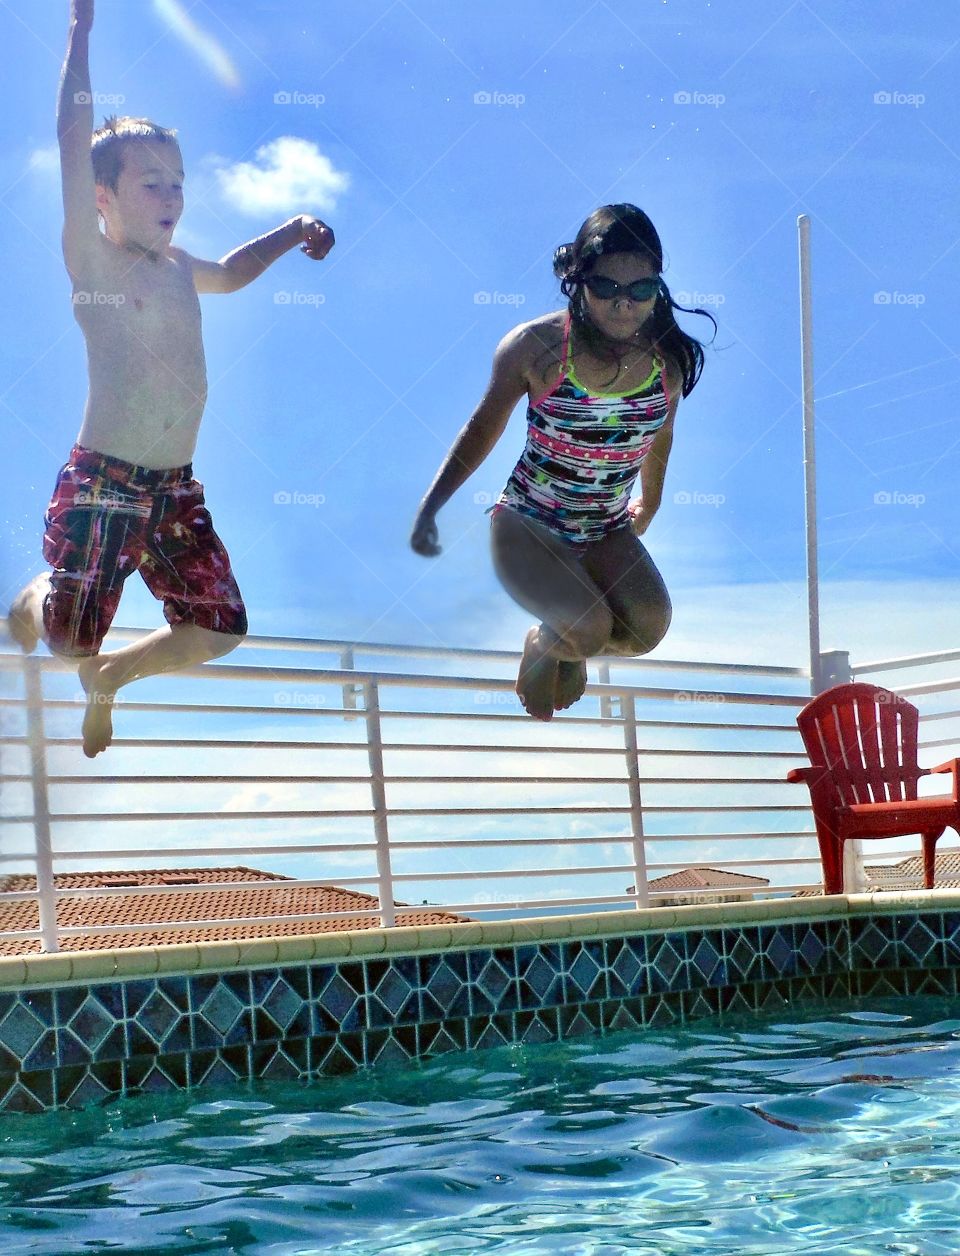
<box><xmin>72</xmin><ymin>0</ymin><xmax>94</xmax><ymax>30</ymax></box>
<box><xmin>299</xmin><ymin>217</ymin><xmax>335</xmax><ymax>260</ymax></box>
<box><xmin>411</xmin><ymin>510</ymin><xmax>441</xmax><ymax>556</ymax></box>
<box><xmin>627</xmin><ymin>498</ymin><xmax>657</xmax><ymax>536</ymax></box>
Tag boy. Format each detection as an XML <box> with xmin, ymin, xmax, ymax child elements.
<box><xmin>8</xmin><ymin>0</ymin><xmax>334</xmax><ymax>757</ymax></box>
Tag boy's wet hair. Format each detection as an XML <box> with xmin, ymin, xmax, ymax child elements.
<box><xmin>554</xmin><ymin>203</ymin><xmax>716</xmax><ymax>398</ymax></box>
<box><xmin>91</xmin><ymin>116</ymin><xmax>179</xmax><ymax>194</ymax></box>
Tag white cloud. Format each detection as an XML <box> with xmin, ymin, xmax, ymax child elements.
<box><xmin>28</xmin><ymin>145</ymin><xmax>59</xmax><ymax>176</ymax></box>
<box><xmin>212</xmin><ymin>137</ymin><xmax>349</xmax><ymax>217</ymax></box>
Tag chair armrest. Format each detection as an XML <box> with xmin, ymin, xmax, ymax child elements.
<box><xmin>928</xmin><ymin>758</ymin><xmax>960</xmax><ymax>803</ymax></box>
<box><xmin>787</xmin><ymin>766</ymin><xmax>819</xmax><ymax>784</ymax></box>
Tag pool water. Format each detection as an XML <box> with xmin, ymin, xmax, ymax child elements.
<box><xmin>3</xmin><ymin>996</ymin><xmax>960</xmax><ymax>1254</ymax></box>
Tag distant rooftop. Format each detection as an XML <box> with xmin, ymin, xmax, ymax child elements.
<box><xmin>626</xmin><ymin>867</ymin><xmax>772</xmax><ymax>896</ymax></box>
<box><xmin>865</xmin><ymin>849</ymin><xmax>960</xmax><ymax>889</ymax></box>
<box><xmin>0</xmin><ymin>866</ymin><xmax>466</xmax><ymax>954</ymax></box>
<box><xmin>791</xmin><ymin>848</ymin><xmax>960</xmax><ymax>896</ymax></box>
<box><xmin>648</xmin><ymin>867</ymin><xmax>770</xmax><ymax>892</ymax></box>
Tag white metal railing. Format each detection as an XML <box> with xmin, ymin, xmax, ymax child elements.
<box><xmin>0</xmin><ymin>626</ymin><xmax>831</xmax><ymax>952</ymax></box>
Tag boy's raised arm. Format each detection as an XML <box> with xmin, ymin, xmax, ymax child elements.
<box><xmin>58</xmin><ymin>0</ymin><xmax>100</xmax><ymax>274</ymax></box>
<box><xmin>175</xmin><ymin>216</ymin><xmax>335</xmax><ymax>294</ymax></box>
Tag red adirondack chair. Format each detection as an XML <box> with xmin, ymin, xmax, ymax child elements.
<box><xmin>787</xmin><ymin>682</ymin><xmax>960</xmax><ymax>894</ymax></box>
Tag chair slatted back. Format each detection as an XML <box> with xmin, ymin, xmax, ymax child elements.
<box><xmin>796</xmin><ymin>682</ymin><xmax>921</xmax><ymax>807</ymax></box>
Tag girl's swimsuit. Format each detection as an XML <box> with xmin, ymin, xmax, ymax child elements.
<box><xmin>493</xmin><ymin>315</ymin><xmax>672</xmax><ymax>547</ymax></box>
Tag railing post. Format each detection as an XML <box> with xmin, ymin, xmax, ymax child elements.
<box><xmin>362</xmin><ymin>679</ymin><xmax>396</xmax><ymax>928</ymax></box>
<box><xmin>340</xmin><ymin>646</ymin><xmax>362</xmax><ymax>721</ymax></box>
<box><xmin>597</xmin><ymin>661</ymin><xmax>621</xmax><ymax>720</ymax></box>
<box><xmin>819</xmin><ymin>649</ymin><xmax>851</xmax><ymax>689</ymax></box>
<box><xmin>22</xmin><ymin>657</ymin><xmax>59</xmax><ymax>952</ymax></box>
<box><xmin>620</xmin><ymin>692</ymin><xmax>648</xmax><ymax>909</ymax></box>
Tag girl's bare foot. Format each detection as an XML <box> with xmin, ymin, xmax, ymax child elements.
<box><xmin>555</xmin><ymin>659</ymin><xmax>587</xmax><ymax>711</ymax></box>
<box><xmin>516</xmin><ymin>626</ymin><xmax>558</xmax><ymax>721</ymax></box>
<box><xmin>77</xmin><ymin>655</ymin><xmax>117</xmax><ymax>757</ymax></box>
<box><xmin>7</xmin><ymin>575</ymin><xmax>49</xmax><ymax>654</ymax></box>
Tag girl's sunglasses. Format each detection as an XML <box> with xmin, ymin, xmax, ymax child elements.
<box><xmin>582</xmin><ymin>274</ymin><xmax>661</xmax><ymax>302</ymax></box>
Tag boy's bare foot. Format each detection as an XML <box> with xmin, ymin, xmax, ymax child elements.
<box><xmin>555</xmin><ymin>659</ymin><xmax>587</xmax><ymax>711</ymax></box>
<box><xmin>77</xmin><ymin>655</ymin><xmax>117</xmax><ymax>757</ymax></box>
<box><xmin>7</xmin><ymin>575</ymin><xmax>49</xmax><ymax>654</ymax></box>
<box><xmin>516</xmin><ymin>626</ymin><xmax>558</xmax><ymax>722</ymax></box>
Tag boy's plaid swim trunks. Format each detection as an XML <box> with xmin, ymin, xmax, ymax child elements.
<box><xmin>41</xmin><ymin>444</ymin><xmax>247</xmax><ymax>656</ymax></box>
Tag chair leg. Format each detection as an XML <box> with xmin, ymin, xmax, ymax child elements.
<box><xmin>921</xmin><ymin>829</ymin><xmax>944</xmax><ymax>889</ymax></box>
<box><xmin>818</xmin><ymin>833</ymin><xmax>843</xmax><ymax>895</ymax></box>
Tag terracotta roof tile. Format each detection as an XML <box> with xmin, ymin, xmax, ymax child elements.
<box><xmin>0</xmin><ymin>866</ymin><xmax>465</xmax><ymax>955</ymax></box>
<box><xmin>648</xmin><ymin>867</ymin><xmax>770</xmax><ymax>892</ymax></box>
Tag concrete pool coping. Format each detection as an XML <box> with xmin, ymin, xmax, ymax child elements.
<box><xmin>0</xmin><ymin>890</ymin><xmax>953</xmax><ymax>990</ymax></box>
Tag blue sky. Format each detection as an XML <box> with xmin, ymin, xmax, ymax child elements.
<box><xmin>2</xmin><ymin>0</ymin><xmax>959</xmax><ymax>674</ymax></box>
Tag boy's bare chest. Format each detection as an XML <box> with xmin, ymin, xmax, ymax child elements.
<box><xmin>75</xmin><ymin>253</ymin><xmax>201</xmax><ymax>344</ymax></box>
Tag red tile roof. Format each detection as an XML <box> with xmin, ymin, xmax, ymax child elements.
<box><xmin>0</xmin><ymin>866</ymin><xmax>466</xmax><ymax>954</ymax></box>
<box><xmin>648</xmin><ymin>867</ymin><xmax>770</xmax><ymax>892</ymax></box>
<box><xmin>791</xmin><ymin>846</ymin><xmax>960</xmax><ymax>895</ymax></box>
<box><xmin>865</xmin><ymin>848</ymin><xmax>960</xmax><ymax>889</ymax></box>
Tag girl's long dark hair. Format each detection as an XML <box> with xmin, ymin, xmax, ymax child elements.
<box><xmin>554</xmin><ymin>204</ymin><xmax>716</xmax><ymax>398</ymax></box>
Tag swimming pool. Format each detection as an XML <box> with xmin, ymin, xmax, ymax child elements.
<box><xmin>2</xmin><ymin>993</ymin><xmax>959</xmax><ymax>1254</ymax></box>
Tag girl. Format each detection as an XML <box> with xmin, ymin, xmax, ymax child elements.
<box><xmin>411</xmin><ymin>204</ymin><xmax>715</xmax><ymax>720</ymax></box>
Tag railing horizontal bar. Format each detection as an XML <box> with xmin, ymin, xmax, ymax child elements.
<box><xmin>854</xmin><ymin>649</ymin><xmax>960</xmax><ymax>674</ymax></box>
<box><xmin>887</xmin><ymin>678</ymin><xmax>960</xmax><ymax>698</ymax></box>
<box><xmin>43</xmin><ymin>809</ymin><xmax>376</xmax><ymax>823</ymax></box>
<box><xmin>2</xmin><ymin>831</ymin><xmax>818</xmax><ymax>862</ymax></box>
<box><xmin>0</xmin><ymin>737</ymin><xmax>803</xmax><ymax>758</ymax></box>
<box><xmin>386</xmin><ymin>804</ymin><xmax>809</xmax><ymax>815</ymax></box>
<box><xmin>49</xmin><ymin>832</ymin><xmax>819</xmax><ymax>858</ymax></box>
<box><xmin>9</xmin><ymin>803</ymin><xmax>815</xmax><ymax>826</ymax></box>
<box><xmin>39</xmin><ymin>699</ymin><xmax>351</xmax><ymax>718</ymax></box>
<box><xmin>386</xmin><ymin>865</ymin><xmax>637</xmax><ymax>882</ymax></box>
<box><xmin>41</xmin><ymin>775</ymin><xmax>374</xmax><ymax>786</ymax></box>
<box><xmin>50</xmin><ymin>843</ymin><xmax>376</xmax><ymax>859</ymax></box>
<box><xmin>0</xmin><ymin>738</ymin><xmax>368</xmax><ymax>751</ymax></box>
<box><xmin>30</xmin><ymin>773</ymin><xmax>799</xmax><ymax>787</ymax></box>
<box><xmin>42</xmin><ymin>657</ymin><xmax>808</xmax><ymax>707</ymax></box>
<box><xmin>0</xmin><ymin>623</ymin><xmax>810</xmax><ymax>676</ymax></box>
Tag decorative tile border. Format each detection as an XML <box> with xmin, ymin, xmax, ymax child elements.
<box><xmin>0</xmin><ymin>893</ymin><xmax>956</xmax><ymax>1113</ymax></box>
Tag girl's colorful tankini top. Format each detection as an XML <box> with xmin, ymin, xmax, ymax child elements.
<box><xmin>494</xmin><ymin>315</ymin><xmax>672</xmax><ymax>545</ymax></box>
